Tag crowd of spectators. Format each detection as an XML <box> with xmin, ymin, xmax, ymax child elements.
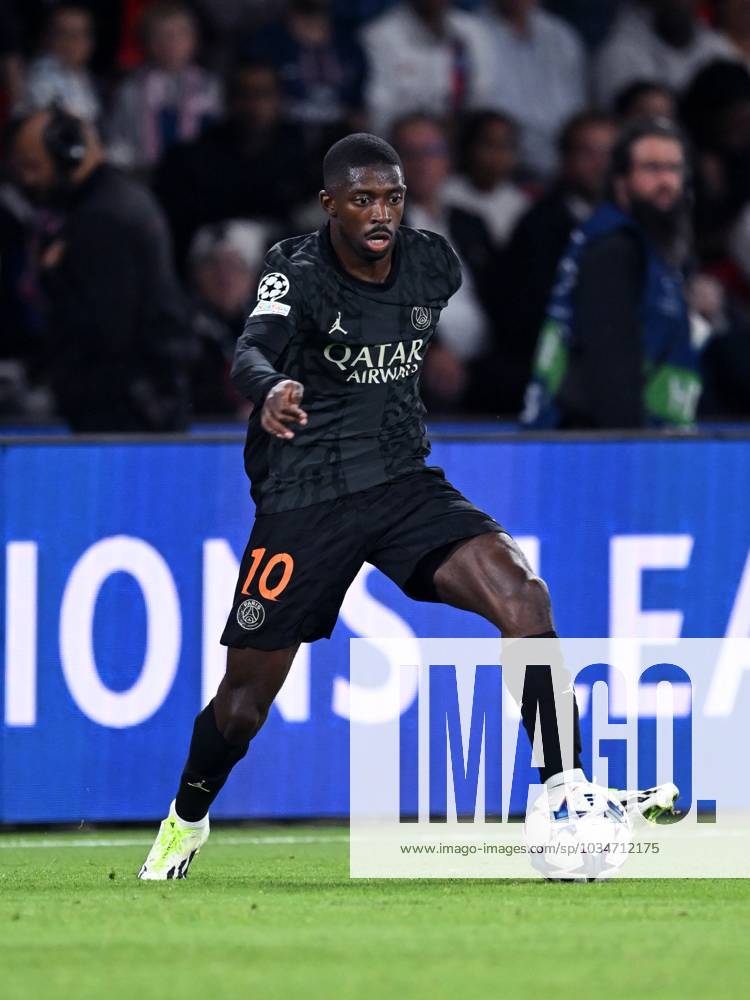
<box><xmin>1</xmin><ymin>0</ymin><xmax>750</xmax><ymax>429</ymax></box>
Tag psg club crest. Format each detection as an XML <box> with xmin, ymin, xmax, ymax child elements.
<box><xmin>236</xmin><ymin>598</ymin><xmax>265</xmax><ymax>630</ymax></box>
<box><xmin>411</xmin><ymin>306</ymin><xmax>431</xmax><ymax>331</ymax></box>
<box><xmin>258</xmin><ymin>272</ymin><xmax>290</xmax><ymax>302</ymax></box>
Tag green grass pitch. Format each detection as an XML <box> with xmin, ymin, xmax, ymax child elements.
<box><xmin>1</xmin><ymin>825</ymin><xmax>748</xmax><ymax>1000</ymax></box>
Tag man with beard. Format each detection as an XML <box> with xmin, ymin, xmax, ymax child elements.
<box><xmin>8</xmin><ymin>105</ymin><xmax>191</xmax><ymax>430</ymax></box>
<box><xmin>521</xmin><ymin>118</ymin><xmax>702</xmax><ymax>429</ymax></box>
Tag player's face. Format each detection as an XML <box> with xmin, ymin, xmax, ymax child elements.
<box><xmin>618</xmin><ymin>136</ymin><xmax>685</xmax><ymax>213</ymax></box>
<box><xmin>323</xmin><ymin>165</ymin><xmax>406</xmax><ymax>261</ymax></box>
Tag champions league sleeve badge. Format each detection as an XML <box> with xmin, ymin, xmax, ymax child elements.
<box><xmin>251</xmin><ymin>272</ymin><xmax>292</xmax><ymax>317</ymax></box>
<box><xmin>258</xmin><ymin>272</ymin><xmax>290</xmax><ymax>301</ymax></box>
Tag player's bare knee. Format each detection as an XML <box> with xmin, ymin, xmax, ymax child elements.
<box><xmin>222</xmin><ymin>698</ymin><xmax>269</xmax><ymax>745</ymax></box>
<box><xmin>500</xmin><ymin>573</ymin><xmax>552</xmax><ymax>635</ymax></box>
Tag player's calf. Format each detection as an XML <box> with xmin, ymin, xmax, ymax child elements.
<box><xmin>137</xmin><ymin>647</ymin><xmax>296</xmax><ymax>879</ymax></box>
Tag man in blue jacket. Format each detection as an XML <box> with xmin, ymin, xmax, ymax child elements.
<box><xmin>522</xmin><ymin>117</ymin><xmax>703</xmax><ymax>429</ymax></box>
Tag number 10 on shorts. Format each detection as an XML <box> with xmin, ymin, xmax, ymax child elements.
<box><xmin>241</xmin><ymin>548</ymin><xmax>295</xmax><ymax>601</ymax></box>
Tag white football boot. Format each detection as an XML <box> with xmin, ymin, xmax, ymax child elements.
<box><xmin>611</xmin><ymin>782</ymin><xmax>680</xmax><ymax>823</ymax></box>
<box><xmin>545</xmin><ymin>771</ymin><xmax>679</xmax><ymax>822</ymax></box>
<box><xmin>138</xmin><ymin>801</ymin><xmax>209</xmax><ymax>880</ymax></box>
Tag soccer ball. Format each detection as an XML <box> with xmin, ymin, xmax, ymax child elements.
<box><xmin>524</xmin><ymin>782</ymin><xmax>632</xmax><ymax>882</ymax></box>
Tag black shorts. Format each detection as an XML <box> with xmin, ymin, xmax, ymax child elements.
<box><xmin>221</xmin><ymin>466</ymin><xmax>505</xmax><ymax>650</ymax></box>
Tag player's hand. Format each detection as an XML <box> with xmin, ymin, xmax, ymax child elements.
<box><xmin>261</xmin><ymin>380</ymin><xmax>308</xmax><ymax>440</ymax></box>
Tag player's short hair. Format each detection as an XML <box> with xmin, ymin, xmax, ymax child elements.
<box><xmin>323</xmin><ymin>133</ymin><xmax>403</xmax><ymax>191</ymax></box>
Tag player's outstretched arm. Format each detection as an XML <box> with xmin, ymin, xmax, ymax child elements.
<box><xmin>261</xmin><ymin>380</ymin><xmax>308</xmax><ymax>440</ymax></box>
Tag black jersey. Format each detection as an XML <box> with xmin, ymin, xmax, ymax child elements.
<box><xmin>231</xmin><ymin>223</ymin><xmax>462</xmax><ymax>513</ymax></box>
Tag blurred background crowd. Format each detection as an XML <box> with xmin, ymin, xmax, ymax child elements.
<box><xmin>1</xmin><ymin>0</ymin><xmax>750</xmax><ymax>430</ymax></box>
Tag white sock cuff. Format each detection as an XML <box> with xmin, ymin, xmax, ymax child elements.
<box><xmin>544</xmin><ymin>768</ymin><xmax>586</xmax><ymax>790</ymax></box>
<box><xmin>171</xmin><ymin>800</ymin><xmax>209</xmax><ymax>828</ymax></box>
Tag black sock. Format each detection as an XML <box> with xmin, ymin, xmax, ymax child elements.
<box><xmin>174</xmin><ymin>701</ymin><xmax>249</xmax><ymax>822</ymax></box>
<box><xmin>510</xmin><ymin>630</ymin><xmax>584</xmax><ymax>784</ymax></box>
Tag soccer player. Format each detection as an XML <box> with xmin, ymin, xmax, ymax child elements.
<box><xmin>139</xmin><ymin>133</ymin><xmax>676</xmax><ymax>879</ymax></box>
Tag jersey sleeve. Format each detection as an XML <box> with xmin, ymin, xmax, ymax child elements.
<box><xmin>441</xmin><ymin>235</ymin><xmax>463</xmax><ymax>299</ymax></box>
<box><xmin>427</xmin><ymin>231</ymin><xmax>462</xmax><ymax>301</ymax></box>
<box><xmin>230</xmin><ymin>250</ymin><xmax>301</xmax><ymax>406</ymax></box>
